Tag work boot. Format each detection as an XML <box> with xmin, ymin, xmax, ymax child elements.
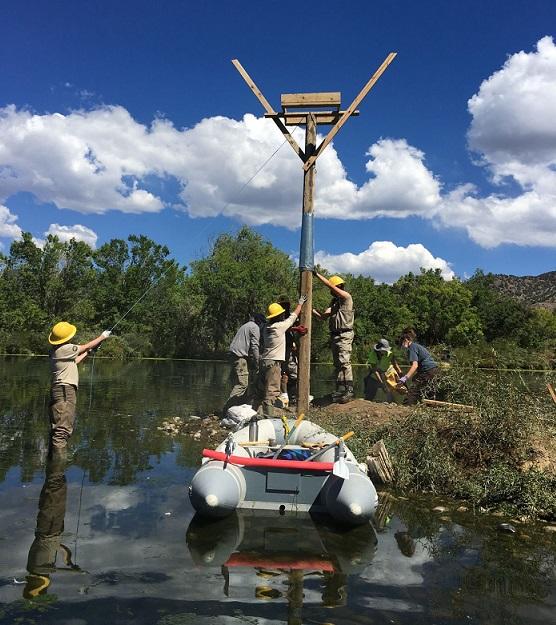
<box><xmin>331</xmin><ymin>384</ymin><xmax>346</xmax><ymax>403</ymax></box>
<box><xmin>339</xmin><ymin>384</ymin><xmax>354</xmax><ymax>404</ymax></box>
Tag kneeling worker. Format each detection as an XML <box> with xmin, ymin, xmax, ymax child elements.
<box><xmin>398</xmin><ymin>328</ymin><xmax>440</xmax><ymax>405</ymax></box>
<box><xmin>364</xmin><ymin>338</ymin><xmax>403</xmax><ymax>402</ymax></box>
<box><xmin>312</xmin><ymin>271</ymin><xmax>354</xmax><ymax>403</ymax></box>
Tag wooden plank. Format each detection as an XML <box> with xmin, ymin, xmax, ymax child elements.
<box><xmin>281</xmin><ymin>92</ymin><xmax>341</xmax><ymax>108</ymax></box>
<box><xmin>231</xmin><ymin>59</ymin><xmax>305</xmax><ymax>162</ymax></box>
<box><xmin>231</xmin><ymin>59</ymin><xmax>275</xmax><ymax>114</ymax></box>
<box><xmin>265</xmin><ymin>110</ymin><xmax>360</xmax><ymax>126</ymax></box>
<box><xmin>547</xmin><ymin>383</ymin><xmax>556</xmax><ymax>404</ymax></box>
<box><xmin>303</xmin><ymin>52</ymin><xmax>397</xmax><ymax>171</ymax></box>
<box><xmin>366</xmin><ymin>440</ymin><xmax>394</xmax><ymax>484</ymax></box>
<box><xmin>423</xmin><ymin>399</ymin><xmax>475</xmax><ymax>412</ymax></box>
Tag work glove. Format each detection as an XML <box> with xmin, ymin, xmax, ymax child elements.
<box><xmin>311</xmin><ymin>267</ymin><xmax>318</xmax><ymax>276</ymax></box>
<box><xmin>398</xmin><ymin>375</ymin><xmax>408</xmax><ymax>384</ymax></box>
<box><xmin>298</xmin><ymin>295</ymin><xmax>307</xmax><ymax>305</ymax></box>
<box><xmin>101</xmin><ymin>330</ymin><xmax>112</xmax><ymax>338</ymax></box>
<box><xmin>291</xmin><ymin>324</ymin><xmax>308</xmax><ymax>335</ymax></box>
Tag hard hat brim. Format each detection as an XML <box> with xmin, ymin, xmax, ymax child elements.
<box><xmin>48</xmin><ymin>324</ymin><xmax>77</xmax><ymax>345</ymax></box>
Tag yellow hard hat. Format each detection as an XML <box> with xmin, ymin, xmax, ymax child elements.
<box><xmin>48</xmin><ymin>321</ymin><xmax>77</xmax><ymax>345</ymax></box>
<box><xmin>266</xmin><ymin>303</ymin><xmax>286</xmax><ymax>320</ymax></box>
<box><xmin>329</xmin><ymin>275</ymin><xmax>345</xmax><ymax>287</ymax></box>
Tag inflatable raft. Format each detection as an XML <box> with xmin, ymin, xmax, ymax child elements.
<box><xmin>188</xmin><ymin>417</ymin><xmax>378</xmax><ymax>526</ymax></box>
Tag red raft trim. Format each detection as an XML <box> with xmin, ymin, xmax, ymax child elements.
<box><xmin>226</xmin><ymin>552</ymin><xmax>336</xmax><ymax>572</ymax></box>
<box><xmin>202</xmin><ymin>449</ymin><xmax>333</xmax><ymax>472</ymax></box>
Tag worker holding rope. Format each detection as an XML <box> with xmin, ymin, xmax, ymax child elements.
<box><xmin>48</xmin><ymin>322</ymin><xmax>112</xmax><ymax>455</ymax></box>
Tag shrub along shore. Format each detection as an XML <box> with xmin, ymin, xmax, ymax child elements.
<box><xmin>1</xmin><ymin>228</ymin><xmax>555</xmax><ymax>370</ymax></box>
<box><xmin>312</xmin><ymin>367</ymin><xmax>556</xmax><ymax>521</ymax></box>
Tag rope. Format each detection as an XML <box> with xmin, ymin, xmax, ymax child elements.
<box><xmin>71</xmin><ymin>125</ymin><xmax>301</xmax><ymax>555</ymax></box>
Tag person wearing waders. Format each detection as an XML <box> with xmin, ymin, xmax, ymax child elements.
<box><xmin>254</xmin><ymin>295</ymin><xmax>307</xmax><ymax>417</ymax></box>
<box><xmin>312</xmin><ymin>272</ymin><xmax>355</xmax><ymax>403</ymax></box>
<box><xmin>276</xmin><ymin>295</ymin><xmax>308</xmax><ymax>407</ymax></box>
<box><xmin>222</xmin><ymin>313</ymin><xmax>266</xmax><ymax>416</ymax></box>
<box><xmin>48</xmin><ymin>322</ymin><xmax>111</xmax><ymax>454</ymax></box>
<box><xmin>397</xmin><ymin>328</ymin><xmax>440</xmax><ymax>405</ymax></box>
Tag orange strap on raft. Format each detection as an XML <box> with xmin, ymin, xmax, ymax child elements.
<box><xmin>202</xmin><ymin>449</ymin><xmax>334</xmax><ymax>472</ymax></box>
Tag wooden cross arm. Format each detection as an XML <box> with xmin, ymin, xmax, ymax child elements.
<box><xmin>231</xmin><ymin>59</ymin><xmax>305</xmax><ymax>162</ymax></box>
<box><xmin>303</xmin><ymin>52</ymin><xmax>397</xmax><ymax>171</ymax></box>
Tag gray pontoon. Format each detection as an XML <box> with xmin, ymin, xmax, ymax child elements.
<box><xmin>188</xmin><ymin>417</ymin><xmax>378</xmax><ymax>526</ymax></box>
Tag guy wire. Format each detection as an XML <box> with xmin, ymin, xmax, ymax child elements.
<box><xmin>73</xmin><ymin>123</ymin><xmax>302</xmax><ymax>551</ymax></box>
<box><xmin>108</xmin><ymin>123</ymin><xmax>300</xmax><ymax>333</ymax></box>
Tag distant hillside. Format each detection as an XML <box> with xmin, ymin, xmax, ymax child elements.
<box><xmin>491</xmin><ymin>271</ymin><xmax>556</xmax><ymax>310</ymax></box>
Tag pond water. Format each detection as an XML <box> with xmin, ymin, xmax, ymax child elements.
<box><xmin>0</xmin><ymin>357</ymin><xmax>555</xmax><ymax>625</ymax></box>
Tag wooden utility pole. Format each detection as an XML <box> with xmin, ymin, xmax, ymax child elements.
<box><xmin>297</xmin><ymin>114</ymin><xmax>316</xmax><ymax>411</ymax></box>
<box><xmin>232</xmin><ymin>54</ymin><xmax>396</xmax><ymax>414</ymax></box>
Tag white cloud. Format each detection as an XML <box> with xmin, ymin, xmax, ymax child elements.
<box><xmin>467</xmin><ymin>36</ymin><xmax>556</xmax><ymax>175</ymax></box>
<box><xmin>0</xmin><ymin>204</ymin><xmax>22</xmax><ymax>238</ymax></box>
<box><xmin>0</xmin><ymin>105</ymin><xmax>167</xmax><ymax>214</ymax></box>
<box><xmin>0</xmin><ymin>107</ymin><xmax>438</xmax><ymax>229</ymax></box>
<box><xmin>45</xmin><ymin>223</ymin><xmax>98</xmax><ymax>247</ymax></box>
<box><xmin>315</xmin><ymin>241</ymin><xmax>454</xmax><ymax>284</ymax></box>
<box><xmin>0</xmin><ymin>36</ymin><xmax>554</xmax><ymax>249</ymax></box>
<box><xmin>316</xmin><ymin>138</ymin><xmax>441</xmax><ymax>220</ymax></box>
<box><xmin>436</xmin><ymin>36</ymin><xmax>556</xmax><ymax>247</ymax></box>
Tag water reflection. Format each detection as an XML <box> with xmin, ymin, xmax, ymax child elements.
<box><xmin>0</xmin><ymin>358</ymin><xmax>555</xmax><ymax>625</ymax></box>
<box><xmin>24</xmin><ymin>450</ymin><xmax>83</xmax><ymax>600</ymax></box>
<box><xmin>186</xmin><ymin>511</ymin><xmax>377</xmax><ymax>624</ymax></box>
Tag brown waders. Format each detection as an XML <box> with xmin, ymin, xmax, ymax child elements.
<box><xmin>253</xmin><ymin>360</ymin><xmax>282</xmax><ymax>417</ymax></box>
<box><xmin>331</xmin><ymin>330</ymin><xmax>354</xmax><ymax>403</ymax></box>
<box><xmin>48</xmin><ymin>384</ymin><xmax>77</xmax><ymax>449</ymax></box>
<box><xmin>222</xmin><ymin>355</ymin><xmax>257</xmax><ymax>416</ymax></box>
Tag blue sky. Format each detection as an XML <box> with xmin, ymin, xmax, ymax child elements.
<box><xmin>1</xmin><ymin>0</ymin><xmax>555</xmax><ymax>282</ymax></box>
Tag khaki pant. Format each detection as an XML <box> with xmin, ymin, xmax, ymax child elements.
<box><xmin>254</xmin><ymin>360</ymin><xmax>282</xmax><ymax>417</ymax></box>
<box><xmin>49</xmin><ymin>384</ymin><xmax>76</xmax><ymax>449</ymax></box>
<box><xmin>222</xmin><ymin>356</ymin><xmax>256</xmax><ymax>415</ymax></box>
<box><xmin>331</xmin><ymin>330</ymin><xmax>354</xmax><ymax>385</ymax></box>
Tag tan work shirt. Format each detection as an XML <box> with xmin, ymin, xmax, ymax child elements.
<box><xmin>329</xmin><ymin>293</ymin><xmax>354</xmax><ymax>333</ymax></box>
<box><xmin>261</xmin><ymin>313</ymin><xmax>298</xmax><ymax>362</ymax></box>
<box><xmin>49</xmin><ymin>343</ymin><xmax>80</xmax><ymax>387</ymax></box>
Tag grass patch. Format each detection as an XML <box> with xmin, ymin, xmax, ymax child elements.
<box><xmin>312</xmin><ymin>367</ymin><xmax>556</xmax><ymax>519</ymax></box>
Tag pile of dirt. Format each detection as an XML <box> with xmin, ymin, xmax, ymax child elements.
<box><xmin>309</xmin><ymin>398</ymin><xmax>411</xmax><ymax>429</ymax></box>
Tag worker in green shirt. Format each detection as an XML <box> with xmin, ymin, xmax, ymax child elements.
<box><xmin>364</xmin><ymin>338</ymin><xmax>403</xmax><ymax>402</ymax></box>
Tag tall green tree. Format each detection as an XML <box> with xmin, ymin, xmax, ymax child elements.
<box><xmin>393</xmin><ymin>269</ymin><xmax>483</xmax><ymax>345</ymax></box>
<box><xmin>189</xmin><ymin>227</ymin><xmax>297</xmax><ymax>351</ymax></box>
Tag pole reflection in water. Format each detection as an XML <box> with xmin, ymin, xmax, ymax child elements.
<box><xmin>23</xmin><ymin>449</ymin><xmax>84</xmax><ymax>600</ymax></box>
<box><xmin>186</xmin><ymin>510</ymin><xmax>377</xmax><ymax>625</ymax></box>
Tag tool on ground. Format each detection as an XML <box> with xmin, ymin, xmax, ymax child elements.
<box><xmin>303</xmin><ymin>431</ymin><xmax>354</xmax><ymax>462</ymax></box>
<box><xmin>272</xmin><ymin>413</ymin><xmax>304</xmax><ymax>459</ymax></box>
<box><xmin>333</xmin><ymin>439</ymin><xmax>350</xmax><ymax>480</ymax></box>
